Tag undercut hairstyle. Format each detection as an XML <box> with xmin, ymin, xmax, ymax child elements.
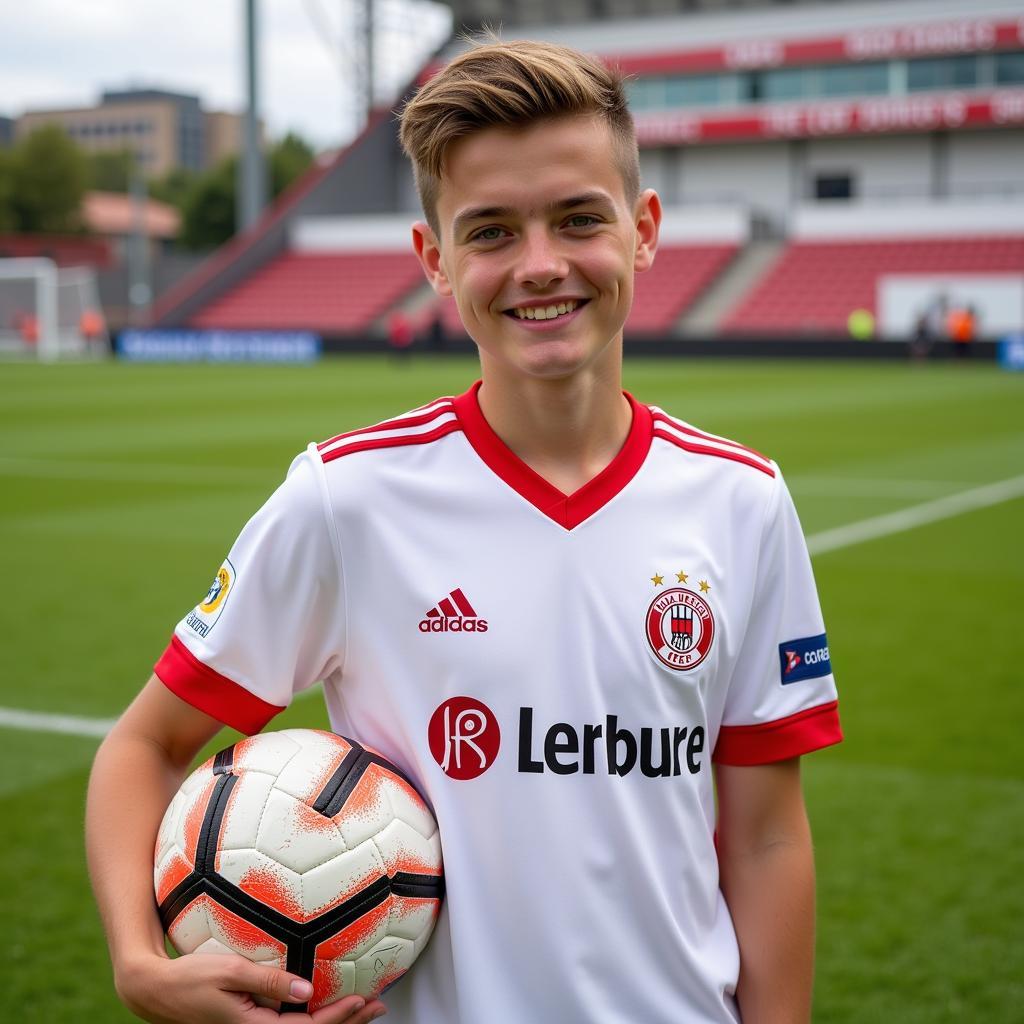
<box><xmin>398</xmin><ymin>39</ymin><xmax>640</xmax><ymax>236</ymax></box>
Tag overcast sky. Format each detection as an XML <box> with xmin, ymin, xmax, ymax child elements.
<box><xmin>0</xmin><ymin>0</ymin><xmax>452</xmax><ymax>149</ymax></box>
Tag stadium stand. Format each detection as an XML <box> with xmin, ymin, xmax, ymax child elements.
<box><xmin>627</xmin><ymin>244</ymin><xmax>738</xmax><ymax>334</ymax></box>
<box><xmin>189</xmin><ymin>251</ymin><xmax>424</xmax><ymax>332</ymax></box>
<box><xmin>724</xmin><ymin>235</ymin><xmax>1024</xmax><ymax>336</ymax></box>
<box><xmin>147</xmin><ymin>0</ymin><xmax>1024</xmax><ymax>347</ymax></box>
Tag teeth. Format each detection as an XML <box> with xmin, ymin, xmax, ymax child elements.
<box><xmin>513</xmin><ymin>300</ymin><xmax>578</xmax><ymax>320</ymax></box>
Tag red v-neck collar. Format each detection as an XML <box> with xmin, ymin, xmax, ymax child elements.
<box><xmin>451</xmin><ymin>380</ymin><xmax>652</xmax><ymax>530</ymax></box>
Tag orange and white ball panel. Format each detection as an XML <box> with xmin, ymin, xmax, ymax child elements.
<box><xmin>389</xmin><ymin>894</ymin><xmax>442</xmax><ymax>944</ymax></box>
<box><xmin>315</xmin><ymin>899</ymin><xmax>392</xmax><ymax>967</ymax></box>
<box><xmin>381</xmin><ymin>775</ymin><xmax>441</xmax><ymax>842</ymax></box>
<box><xmin>333</xmin><ymin>763</ymin><xmax>419</xmax><ymax>849</ymax></box>
<box><xmin>231</xmin><ymin>729</ymin><xmax>315</xmax><ymax>778</ymax></box>
<box><xmin>273</xmin><ymin>730</ymin><xmax>354</xmax><ymax>804</ymax></box>
<box><xmin>354</xmin><ymin>935</ymin><xmax>417</xmax><ymax>998</ymax></box>
<box><xmin>371</xmin><ymin>817</ymin><xmax>443</xmax><ymax>879</ymax></box>
<box><xmin>309</xmin><ymin>957</ymin><xmax>357</xmax><ymax>1010</ymax></box>
<box><xmin>252</xmin><ymin>785</ymin><xmax>346</xmax><ymax>873</ymax></box>
<box><xmin>154</xmin><ymin>773</ymin><xmax>219</xmax><ymax>884</ymax></box>
<box><xmin>218</xmin><ymin>769</ymin><xmax>278</xmax><ymax>852</ymax></box>
<box><xmin>168</xmin><ymin>892</ymin><xmax>287</xmax><ymax>966</ymax></box>
<box><xmin>296</xmin><ymin>841</ymin><xmax>388</xmax><ymax>918</ymax></box>
<box><xmin>218</xmin><ymin>841</ymin><xmax>387</xmax><ymax>922</ymax></box>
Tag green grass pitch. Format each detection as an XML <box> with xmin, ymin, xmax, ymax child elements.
<box><xmin>1</xmin><ymin>355</ymin><xmax>1021</xmax><ymax>1020</ymax></box>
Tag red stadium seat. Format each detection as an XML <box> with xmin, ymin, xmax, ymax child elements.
<box><xmin>723</xmin><ymin>236</ymin><xmax>1024</xmax><ymax>336</ymax></box>
<box><xmin>189</xmin><ymin>251</ymin><xmax>425</xmax><ymax>333</ymax></box>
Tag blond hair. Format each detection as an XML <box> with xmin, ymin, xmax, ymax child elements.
<box><xmin>399</xmin><ymin>39</ymin><xmax>640</xmax><ymax>235</ymax></box>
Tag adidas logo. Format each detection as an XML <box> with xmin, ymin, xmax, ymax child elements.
<box><xmin>419</xmin><ymin>588</ymin><xmax>489</xmax><ymax>633</ymax></box>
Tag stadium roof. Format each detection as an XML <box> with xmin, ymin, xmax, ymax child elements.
<box><xmin>440</xmin><ymin>0</ymin><xmax>862</xmax><ymax>30</ymax></box>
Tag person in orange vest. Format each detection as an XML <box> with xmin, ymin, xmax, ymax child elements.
<box><xmin>947</xmin><ymin>304</ymin><xmax>977</xmax><ymax>358</ymax></box>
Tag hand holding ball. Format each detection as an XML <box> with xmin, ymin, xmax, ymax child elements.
<box><xmin>154</xmin><ymin>729</ymin><xmax>444</xmax><ymax>1011</ymax></box>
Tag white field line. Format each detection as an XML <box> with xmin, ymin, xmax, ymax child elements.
<box><xmin>3</xmin><ymin>474</ymin><xmax>1023</xmax><ymax>741</ymax></box>
<box><xmin>806</xmin><ymin>473</ymin><xmax>1024</xmax><ymax>556</ymax></box>
<box><xmin>0</xmin><ymin>706</ymin><xmax>116</xmax><ymax>738</ymax></box>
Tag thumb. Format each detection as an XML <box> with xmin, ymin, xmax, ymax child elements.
<box><xmin>237</xmin><ymin>962</ymin><xmax>314</xmax><ymax>1004</ymax></box>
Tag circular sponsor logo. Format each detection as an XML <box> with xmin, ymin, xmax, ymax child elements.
<box><xmin>645</xmin><ymin>588</ymin><xmax>715</xmax><ymax>671</ymax></box>
<box><xmin>428</xmin><ymin>696</ymin><xmax>500</xmax><ymax>780</ymax></box>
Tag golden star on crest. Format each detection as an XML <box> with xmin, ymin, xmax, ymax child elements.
<box><xmin>651</xmin><ymin>573</ymin><xmax>664</xmax><ymax>587</ymax></box>
<box><xmin>676</xmin><ymin>570</ymin><xmax>688</xmax><ymax>583</ymax></box>
<box><xmin>699</xmin><ymin>579</ymin><xmax>711</xmax><ymax>593</ymax></box>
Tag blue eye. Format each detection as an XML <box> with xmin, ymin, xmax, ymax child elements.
<box><xmin>474</xmin><ymin>227</ymin><xmax>506</xmax><ymax>241</ymax></box>
<box><xmin>566</xmin><ymin>215</ymin><xmax>598</xmax><ymax>229</ymax></box>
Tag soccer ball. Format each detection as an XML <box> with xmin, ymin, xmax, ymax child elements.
<box><xmin>154</xmin><ymin>729</ymin><xmax>444</xmax><ymax>1010</ymax></box>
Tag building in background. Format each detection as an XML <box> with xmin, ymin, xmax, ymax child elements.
<box><xmin>0</xmin><ymin>115</ymin><xmax>13</xmax><ymax>148</ymax></box>
<box><xmin>15</xmin><ymin>88</ymin><xmax>261</xmax><ymax>178</ymax></box>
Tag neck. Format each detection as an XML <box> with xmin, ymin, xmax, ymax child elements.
<box><xmin>476</xmin><ymin>361</ymin><xmax>632</xmax><ymax>495</ymax></box>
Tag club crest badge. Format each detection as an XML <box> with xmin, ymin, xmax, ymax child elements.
<box><xmin>645</xmin><ymin>586</ymin><xmax>715</xmax><ymax>671</ymax></box>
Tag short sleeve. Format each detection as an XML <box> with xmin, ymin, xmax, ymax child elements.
<box><xmin>714</xmin><ymin>469</ymin><xmax>842</xmax><ymax>765</ymax></box>
<box><xmin>154</xmin><ymin>447</ymin><xmax>343</xmax><ymax>734</ymax></box>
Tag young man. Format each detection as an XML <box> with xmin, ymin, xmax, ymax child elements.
<box><xmin>87</xmin><ymin>40</ymin><xmax>841</xmax><ymax>1024</ymax></box>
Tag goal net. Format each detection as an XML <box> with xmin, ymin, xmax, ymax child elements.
<box><xmin>0</xmin><ymin>257</ymin><xmax>108</xmax><ymax>360</ymax></box>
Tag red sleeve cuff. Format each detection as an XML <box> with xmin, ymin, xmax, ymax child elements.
<box><xmin>154</xmin><ymin>635</ymin><xmax>284</xmax><ymax>735</ymax></box>
<box><xmin>713</xmin><ymin>700</ymin><xmax>842</xmax><ymax>766</ymax></box>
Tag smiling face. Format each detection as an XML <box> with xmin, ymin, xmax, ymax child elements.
<box><xmin>413</xmin><ymin>115</ymin><xmax>661</xmax><ymax>387</ymax></box>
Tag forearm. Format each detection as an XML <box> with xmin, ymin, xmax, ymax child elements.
<box><xmin>715</xmin><ymin>758</ymin><xmax>816</xmax><ymax>1024</ymax></box>
<box><xmin>86</xmin><ymin>676</ymin><xmax>226</xmax><ymax>1010</ymax></box>
<box><xmin>719</xmin><ymin>826</ymin><xmax>815</xmax><ymax>1024</ymax></box>
<box><xmin>86</xmin><ymin>726</ymin><xmax>186</xmax><ymax>980</ymax></box>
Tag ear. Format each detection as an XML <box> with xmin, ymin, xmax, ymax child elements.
<box><xmin>633</xmin><ymin>189</ymin><xmax>662</xmax><ymax>274</ymax></box>
<box><xmin>412</xmin><ymin>222</ymin><xmax>453</xmax><ymax>297</ymax></box>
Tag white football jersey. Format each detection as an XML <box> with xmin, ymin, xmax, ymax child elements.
<box><xmin>157</xmin><ymin>382</ymin><xmax>841</xmax><ymax>1024</ymax></box>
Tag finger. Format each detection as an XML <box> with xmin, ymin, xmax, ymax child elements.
<box><xmin>311</xmin><ymin>995</ymin><xmax>387</xmax><ymax>1023</ymax></box>
<box><xmin>232</xmin><ymin>961</ymin><xmax>315</xmax><ymax>1006</ymax></box>
<box><xmin>305</xmin><ymin>995</ymin><xmax>365</xmax><ymax>1022</ymax></box>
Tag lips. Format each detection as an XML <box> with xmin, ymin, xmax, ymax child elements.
<box><xmin>505</xmin><ymin>299</ymin><xmax>589</xmax><ymax>321</ymax></box>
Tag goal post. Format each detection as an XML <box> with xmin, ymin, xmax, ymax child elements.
<box><xmin>0</xmin><ymin>257</ymin><xmax>108</xmax><ymax>361</ymax></box>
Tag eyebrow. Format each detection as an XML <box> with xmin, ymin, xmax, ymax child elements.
<box><xmin>452</xmin><ymin>192</ymin><xmax>615</xmax><ymax>236</ymax></box>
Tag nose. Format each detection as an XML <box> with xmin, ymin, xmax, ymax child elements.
<box><xmin>514</xmin><ymin>226</ymin><xmax>568</xmax><ymax>290</ymax></box>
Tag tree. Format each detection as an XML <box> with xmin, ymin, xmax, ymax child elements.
<box><xmin>178</xmin><ymin>133</ymin><xmax>317</xmax><ymax>251</ymax></box>
<box><xmin>149</xmin><ymin>166</ymin><xmax>198</xmax><ymax>210</ymax></box>
<box><xmin>270</xmin><ymin>132</ymin><xmax>315</xmax><ymax>197</ymax></box>
<box><xmin>86</xmin><ymin>148</ymin><xmax>136</xmax><ymax>193</ymax></box>
<box><xmin>0</xmin><ymin>150</ymin><xmax>16</xmax><ymax>233</ymax></box>
<box><xmin>180</xmin><ymin>157</ymin><xmax>236</xmax><ymax>250</ymax></box>
<box><xmin>11</xmin><ymin>125</ymin><xmax>88</xmax><ymax>233</ymax></box>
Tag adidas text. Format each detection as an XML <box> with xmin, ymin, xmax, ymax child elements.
<box><xmin>419</xmin><ymin>617</ymin><xmax>489</xmax><ymax>633</ymax></box>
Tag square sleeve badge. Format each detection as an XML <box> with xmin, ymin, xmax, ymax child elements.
<box><xmin>779</xmin><ymin>633</ymin><xmax>831</xmax><ymax>685</ymax></box>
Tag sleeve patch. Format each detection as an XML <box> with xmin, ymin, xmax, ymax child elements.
<box><xmin>184</xmin><ymin>558</ymin><xmax>236</xmax><ymax>638</ymax></box>
<box><xmin>779</xmin><ymin>632</ymin><xmax>831</xmax><ymax>684</ymax></box>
